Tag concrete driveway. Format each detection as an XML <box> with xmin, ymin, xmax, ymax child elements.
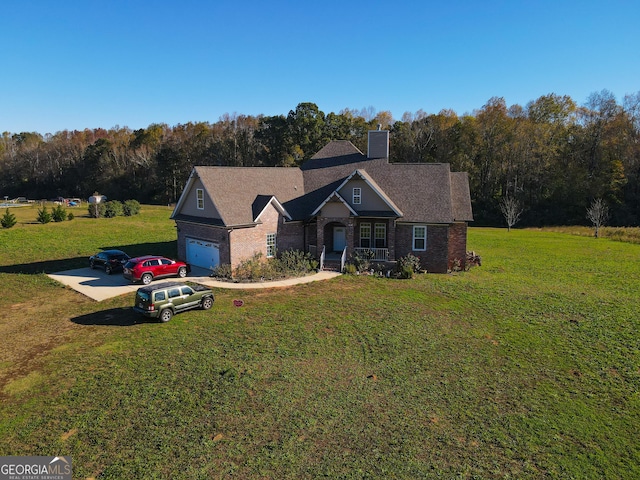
<box><xmin>48</xmin><ymin>267</ymin><xmax>340</xmax><ymax>301</ymax></box>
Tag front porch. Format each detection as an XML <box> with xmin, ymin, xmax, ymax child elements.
<box><xmin>309</xmin><ymin>217</ymin><xmax>396</xmax><ymax>272</ymax></box>
<box><xmin>353</xmin><ymin>247</ymin><xmax>389</xmax><ymax>261</ymax></box>
<box><xmin>309</xmin><ymin>245</ymin><xmax>391</xmax><ymax>272</ymax></box>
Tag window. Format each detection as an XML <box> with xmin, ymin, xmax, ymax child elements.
<box><xmin>353</xmin><ymin>187</ymin><xmax>361</xmax><ymax>205</ymax></box>
<box><xmin>196</xmin><ymin>188</ymin><xmax>204</xmax><ymax>210</ymax></box>
<box><xmin>375</xmin><ymin>223</ymin><xmax>386</xmax><ymax>248</ymax></box>
<box><xmin>359</xmin><ymin>223</ymin><xmax>371</xmax><ymax>248</ymax></box>
<box><xmin>154</xmin><ymin>291</ymin><xmax>166</xmax><ymax>301</ymax></box>
<box><xmin>413</xmin><ymin>225</ymin><xmax>427</xmax><ymax>251</ymax></box>
<box><xmin>181</xmin><ymin>286</ymin><xmax>193</xmax><ymax>295</ymax></box>
<box><xmin>161</xmin><ymin>258</ymin><xmax>172</xmax><ymax>265</ymax></box>
<box><xmin>168</xmin><ymin>288</ymin><xmax>181</xmax><ymax>298</ymax></box>
<box><xmin>266</xmin><ymin>233</ymin><xmax>276</xmax><ymax>258</ymax></box>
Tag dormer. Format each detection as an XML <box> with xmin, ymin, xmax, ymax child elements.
<box><xmin>311</xmin><ymin>169</ymin><xmax>403</xmax><ymax>219</ymax></box>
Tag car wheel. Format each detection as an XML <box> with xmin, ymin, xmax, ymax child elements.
<box><xmin>159</xmin><ymin>309</ymin><xmax>173</xmax><ymax>322</ymax></box>
<box><xmin>177</xmin><ymin>266</ymin><xmax>187</xmax><ymax>278</ymax></box>
<box><xmin>105</xmin><ymin>265</ymin><xmax>112</xmax><ymax>275</ymax></box>
<box><xmin>141</xmin><ymin>273</ymin><xmax>153</xmax><ymax>285</ymax></box>
<box><xmin>201</xmin><ymin>297</ymin><xmax>213</xmax><ymax>310</ymax></box>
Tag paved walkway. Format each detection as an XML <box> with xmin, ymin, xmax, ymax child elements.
<box><xmin>193</xmin><ymin>270</ymin><xmax>341</xmax><ymax>289</ymax></box>
<box><xmin>48</xmin><ymin>268</ymin><xmax>341</xmax><ymax>302</ymax></box>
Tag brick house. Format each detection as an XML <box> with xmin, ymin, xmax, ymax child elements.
<box><xmin>170</xmin><ymin>130</ymin><xmax>473</xmax><ymax>273</ymax></box>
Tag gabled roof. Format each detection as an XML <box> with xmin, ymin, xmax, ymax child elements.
<box><xmin>337</xmin><ymin>169</ymin><xmax>403</xmax><ymax>217</ymax></box>
<box><xmin>172</xmin><ymin>166</ymin><xmax>304</xmax><ymax>227</ymax></box>
<box><xmin>253</xmin><ymin>195</ymin><xmax>292</xmax><ymax>222</ymax></box>
<box><xmin>172</xmin><ymin>139</ymin><xmax>473</xmax><ymax>227</ymax></box>
<box><xmin>302</xmin><ymin>140</ymin><xmax>367</xmax><ymax>170</ymax></box>
<box><xmin>310</xmin><ymin>191</ymin><xmax>359</xmax><ymax>217</ymax></box>
<box><xmin>450</xmin><ymin>172</ymin><xmax>474</xmax><ymax>221</ymax></box>
<box><xmin>301</xmin><ymin>155</ymin><xmax>471</xmax><ymax>223</ymax></box>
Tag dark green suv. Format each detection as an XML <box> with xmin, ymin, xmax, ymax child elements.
<box><xmin>133</xmin><ymin>281</ymin><xmax>214</xmax><ymax>322</ymax></box>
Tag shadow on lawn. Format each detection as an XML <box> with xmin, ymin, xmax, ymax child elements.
<box><xmin>71</xmin><ymin>307</ymin><xmax>153</xmax><ymax>326</ymax></box>
<box><xmin>0</xmin><ymin>241</ymin><xmax>178</xmax><ymax>275</ymax></box>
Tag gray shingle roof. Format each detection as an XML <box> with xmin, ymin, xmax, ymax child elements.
<box><xmin>450</xmin><ymin>172</ymin><xmax>474</xmax><ymax>221</ymax></box>
<box><xmin>178</xmin><ymin>140</ymin><xmax>473</xmax><ymax>226</ymax></box>
<box><xmin>193</xmin><ymin>166</ymin><xmax>304</xmax><ymax>226</ymax></box>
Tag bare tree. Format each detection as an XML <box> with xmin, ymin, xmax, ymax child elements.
<box><xmin>499</xmin><ymin>196</ymin><xmax>523</xmax><ymax>231</ymax></box>
<box><xmin>586</xmin><ymin>198</ymin><xmax>609</xmax><ymax>238</ymax></box>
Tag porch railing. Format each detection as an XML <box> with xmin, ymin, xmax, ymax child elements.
<box><xmin>354</xmin><ymin>247</ymin><xmax>389</xmax><ymax>261</ymax></box>
<box><xmin>319</xmin><ymin>245</ymin><xmax>325</xmax><ymax>271</ymax></box>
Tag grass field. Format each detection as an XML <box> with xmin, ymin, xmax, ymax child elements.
<box><xmin>533</xmin><ymin>225</ymin><xmax>640</xmax><ymax>244</ymax></box>
<box><xmin>1</xmin><ymin>207</ymin><xmax>639</xmax><ymax>478</ymax></box>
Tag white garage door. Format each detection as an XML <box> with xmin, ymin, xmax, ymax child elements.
<box><xmin>186</xmin><ymin>238</ymin><xmax>220</xmax><ymax>270</ymax></box>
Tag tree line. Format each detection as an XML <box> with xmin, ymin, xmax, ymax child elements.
<box><xmin>1</xmin><ymin>91</ymin><xmax>639</xmax><ymax>226</ymax></box>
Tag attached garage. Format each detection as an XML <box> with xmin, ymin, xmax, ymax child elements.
<box><xmin>186</xmin><ymin>238</ymin><xmax>220</xmax><ymax>270</ymax></box>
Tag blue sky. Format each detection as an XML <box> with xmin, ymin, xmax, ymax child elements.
<box><xmin>1</xmin><ymin>0</ymin><xmax>639</xmax><ymax>135</ymax></box>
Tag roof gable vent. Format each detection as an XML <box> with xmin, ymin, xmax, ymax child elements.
<box><xmin>367</xmin><ymin>130</ymin><xmax>389</xmax><ymax>159</ymax></box>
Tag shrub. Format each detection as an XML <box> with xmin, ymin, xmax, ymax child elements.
<box><xmin>37</xmin><ymin>206</ymin><xmax>52</xmax><ymax>224</ymax></box>
<box><xmin>399</xmin><ymin>264</ymin><xmax>414</xmax><ymax>279</ymax></box>
<box><xmin>234</xmin><ymin>252</ymin><xmax>266</xmax><ymax>281</ymax></box>
<box><xmin>350</xmin><ymin>249</ymin><xmax>375</xmax><ymax>272</ymax></box>
<box><xmin>211</xmin><ymin>264</ymin><xmax>232</xmax><ymax>279</ymax></box>
<box><xmin>88</xmin><ymin>202</ymin><xmax>106</xmax><ymax>218</ymax></box>
<box><xmin>397</xmin><ymin>253</ymin><xmax>422</xmax><ymax>274</ymax></box>
<box><xmin>213</xmin><ymin>250</ymin><xmax>319</xmax><ymax>282</ymax></box>
<box><xmin>52</xmin><ymin>204</ymin><xmax>68</xmax><ymax>222</ymax></box>
<box><xmin>450</xmin><ymin>258</ymin><xmax>462</xmax><ymax>273</ymax></box>
<box><xmin>67</xmin><ymin>212</ymin><xmax>75</xmax><ymax>221</ymax></box>
<box><xmin>104</xmin><ymin>200</ymin><xmax>123</xmax><ymax>218</ymax></box>
<box><xmin>123</xmin><ymin>199</ymin><xmax>141</xmax><ymax>216</ymax></box>
<box><xmin>277</xmin><ymin>249</ymin><xmax>318</xmax><ymax>275</ymax></box>
<box><xmin>466</xmin><ymin>251</ymin><xmax>482</xmax><ymax>270</ymax></box>
<box><xmin>343</xmin><ymin>263</ymin><xmax>357</xmax><ymax>275</ymax></box>
<box><xmin>1</xmin><ymin>209</ymin><xmax>17</xmax><ymax>228</ymax></box>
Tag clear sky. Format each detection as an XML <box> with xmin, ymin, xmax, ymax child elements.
<box><xmin>1</xmin><ymin>0</ymin><xmax>639</xmax><ymax>135</ymax></box>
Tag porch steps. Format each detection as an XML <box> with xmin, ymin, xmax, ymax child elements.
<box><xmin>322</xmin><ymin>260</ymin><xmax>342</xmax><ymax>272</ymax></box>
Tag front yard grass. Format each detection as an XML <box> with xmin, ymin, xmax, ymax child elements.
<box><xmin>1</xmin><ymin>212</ymin><xmax>639</xmax><ymax>478</ymax></box>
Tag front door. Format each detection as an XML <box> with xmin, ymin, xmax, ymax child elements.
<box><xmin>333</xmin><ymin>226</ymin><xmax>346</xmax><ymax>252</ymax></box>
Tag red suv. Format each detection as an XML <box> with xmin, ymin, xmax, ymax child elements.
<box><xmin>123</xmin><ymin>255</ymin><xmax>190</xmax><ymax>285</ymax></box>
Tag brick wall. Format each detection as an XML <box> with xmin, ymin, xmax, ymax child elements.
<box><xmin>229</xmin><ymin>205</ymin><xmax>277</xmax><ymax>267</ymax></box>
<box><xmin>305</xmin><ymin>221</ymin><xmax>317</xmax><ymax>251</ymax></box>
<box><xmin>177</xmin><ymin>208</ymin><xmax>306</xmax><ymax>270</ymax></box>
<box><xmin>228</xmin><ymin>204</ymin><xmax>304</xmax><ymax>269</ymax></box>
<box><xmin>277</xmin><ymin>221</ymin><xmax>305</xmax><ymax>252</ymax></box>
<box><xmin>178</xmin><ymin>211</ymin><xmax>468</xmax><ymax>273</ymax></box>
<box><xmin>395</xmin><ymin>224</ymin><xmax>449</xmax><ymax>273</ymax></box>
<box><xmin>447</xmin><ymin>222</ymin><xmax>468</xmax><ymax>270</ymax></box>
<box><xmin>175</xmin><ymin>221</ymin><xmax>230</xmax><ymax>264</ymax></box>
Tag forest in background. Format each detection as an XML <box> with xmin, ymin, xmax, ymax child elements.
<box><xmin>1</xmin><ymin>89</ymin><xmax>639</xmax><ymax>226</ymax></box>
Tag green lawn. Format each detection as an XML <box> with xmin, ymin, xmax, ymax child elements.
<box><xmin>1</xmin><ymin>209</ymin><xmax>639</xmax><ymax>478</ymax></box>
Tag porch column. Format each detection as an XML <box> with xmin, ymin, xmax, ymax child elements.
<box><xmin>388</xmin><ymin>219</ymin><xmax>396</xmax><ymax>261</ymax></box>
<box><xmin>345</xmin><ymin>218</ymin><xmax>355</xmax><ymax>256</ymax></box>
<box><xmin>316</xmin><ymin>218</ymin><xmax>327</xmax><ymax>254</ymax></box>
